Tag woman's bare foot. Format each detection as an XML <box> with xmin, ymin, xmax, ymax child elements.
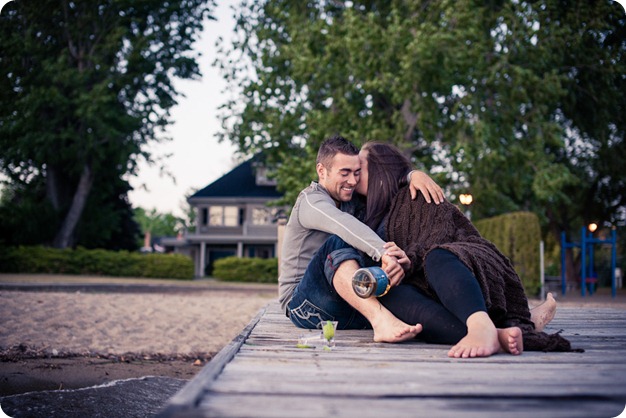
<box><xmin>372</xmin><ymin>316</ymin><xmax>422</xmax><ymax>343</ymax></box>
<box><xmin>530</xmin><ymin>292</ymin><xmax>557</xmax><ymax>332</ymax></box>
<box><xmin>497</xmin><ymin>327</ymin><xmax>523</xmax><ymax>355</ymax></box>
<box><xmin>448</xmin><ymin>311</ymin><xmax>500</xmax><ymax>358</ymax></box>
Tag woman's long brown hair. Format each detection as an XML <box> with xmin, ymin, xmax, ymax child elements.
<box><xmin>361</xmin><ymin>142</ymin><xmax>413</xmax><ymax>230</ymax></box>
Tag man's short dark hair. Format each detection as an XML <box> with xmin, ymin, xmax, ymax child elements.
<box><xmin>316</xmin><ymin>135</ymin><xmax>359</xmax><ymax>169</ymax></box>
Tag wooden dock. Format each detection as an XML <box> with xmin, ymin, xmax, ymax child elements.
<box><xmin>158</xmin><ymin>300</ymin><xmax>626</xmax><ymax>418</ymax></box>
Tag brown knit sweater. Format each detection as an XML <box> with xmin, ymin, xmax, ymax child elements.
<box><xmin>385</xmin><ymin>187</ymin><xmax>576</xmax><ymax>352</ymax></box>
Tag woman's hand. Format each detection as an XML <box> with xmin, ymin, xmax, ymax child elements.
<box><xmin>408</xmin><ymin>170</ymin><xmax>445</xmax><ymax>203</ymax></box>
<box><xmin>383</xmin><ymin>242</ymin><xmax>412</xmax><ymax>272</ymax></box>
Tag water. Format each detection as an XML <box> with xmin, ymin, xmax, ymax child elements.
<box><xmin>0</xmin><ymin>376</ymin><xmax>185</xmax><ymax>418</ymax></box>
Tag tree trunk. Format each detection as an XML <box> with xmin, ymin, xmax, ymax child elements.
<box><xmin>46</xmin><ymin>165</ymin><xmax>62</xmax><ymax>211</ymax></box>
<box><xmin>400</xmin><ymin>99</ymin><xmax>418</xmax><ymax>142</ymax></box>
<box><xmin>45</xmin><ymin>164</ymin><xmax>73</xmax><ymax>212</ymax></box>
<box><xmin>53</xmin><ymin>162</ymin><xmax>94</xmax><ymax>248</ymax></box>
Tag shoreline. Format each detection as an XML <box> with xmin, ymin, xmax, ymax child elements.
<box><xmin>1</xmin><ymin>281</ymin><xmax>277</xmax><ymax>398</ymax></box>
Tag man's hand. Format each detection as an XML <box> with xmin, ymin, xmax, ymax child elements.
<box><xmin>408</xmin><ymin>170</ymin><xmax>445</xmax><ymax>203</ymax></box>
<box><xmin>381</xmin><ymin>253</ymin><xmax>405</xmax><ymax>287</ymax></box>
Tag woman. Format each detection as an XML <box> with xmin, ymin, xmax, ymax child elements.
<box><xmin>356</xmin><ymin>141</ymin><xmax>574</xmax><ymax>356</ymax></box>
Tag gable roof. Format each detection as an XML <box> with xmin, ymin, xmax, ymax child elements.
<box><xmin>190</xmin><ymin>157</ymin><xmax>283</xmax><ymax>199</ymax></box>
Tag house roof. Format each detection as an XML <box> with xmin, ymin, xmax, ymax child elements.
<box><xmin>190</xmin><ymin>157</ymin><xmax>283</xmax><ymax>199</ymax></box>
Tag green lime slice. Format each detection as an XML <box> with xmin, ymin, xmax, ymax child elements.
<box><xmin>322</xmin><ymin>320</ymin><xmax>335</xmax><ymax>340</ymax></box>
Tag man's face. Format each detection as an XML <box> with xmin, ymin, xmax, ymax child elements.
<box><xmin>317</xmin><ymin>153</ymin><xmax>361</xmax><ymax>204</ymax></box>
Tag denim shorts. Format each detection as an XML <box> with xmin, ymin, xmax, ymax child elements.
<box><xmin>287</xmin><ymin>235</ymin><xmax>371</xmax><ymax>330</ymax></box>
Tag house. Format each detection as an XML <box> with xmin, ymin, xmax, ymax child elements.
<box><xmin>161</xmin><ymin>155</ymin><xmax>286</xmax><ymax>277</ymax></box>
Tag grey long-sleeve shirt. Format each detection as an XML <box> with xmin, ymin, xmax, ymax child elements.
<box><xmin>278</xmin><ymin>181</ymin><xmax>387</xmax><ymax>312</ymax></box>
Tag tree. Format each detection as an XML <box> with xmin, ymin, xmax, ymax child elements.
<box><xmin>77</xmin><ymin>174</ymin><xmax>142</xmax><ymax>251</ymax></box>
<box><xmin>0</xmin><ymin>0</ymin><xmax>214</xmax><ymax>248</ymax></box>
<box><xmin>216</xmin><ymin>0</ymin><xmax>625</xmax><ymax>284</ymax></box>
<box><xmin>181</xmin><ymin>187</ymin><xmax>198</xmax><ymax>232</ymax></box>
<box><xmin>133</xmin><ymin>207</ymin><xmax>183</xmax><ymax>248</ymax></box>
<box><xmin>134</xmin><ymin>208</ymin><xmax>185</xmax><ymax>251</ymax></box>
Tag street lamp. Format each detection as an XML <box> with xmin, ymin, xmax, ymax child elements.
<box><xmin>588</xmin><ymin>223</ymin><xmax>598</xmax><ymax>233</ymax></box>
<box><xmin>459</xmin><ymin>193</ymin><xmax>473</xmax><ymax>219</ymax></box>
<box><xmin>459</xmin><ymin>194</ymin><xmax>473</xmax><ymax>206</ymax></box>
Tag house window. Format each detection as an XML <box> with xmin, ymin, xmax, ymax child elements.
<box><xmin>201</xmin><ymin>208</ymin><xmax>208</xmax><ymax>226</ymax></box>
<box><xmin>252</xmin><ymin>207</ymin><xmax>278</xmax><ymax>225</ymax></box>
<box><xmin>209</xmin><ymin>206</ymin><xmax>239</xmax><ymax>226</ymax></box>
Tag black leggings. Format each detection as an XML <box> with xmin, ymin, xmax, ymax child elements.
<box><xmin>380</xmin><ymin>248</ymin><xmax>487</xmax><ymax>344</ymax></box>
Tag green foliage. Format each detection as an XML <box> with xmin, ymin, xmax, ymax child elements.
<box><xmin>180</xmin><ymin>188</ymin><xmax>199</xmax><ymax>232</ymax></box>
<box><xmin>0</xmin><ymin>0</ymin><xmax>214</xmax><ymax>248</ymax></box>
<box><xmin>75</xmin><ymin>178</ymin><xmax>142</xmax><ymax>251</ymax></box>
<box><xmin>217</xmin><ymin>0</ymin><xmax>625</xmax><ymax>263</ymax></box>
<box><xmin>0</xmin><ymin>246</ymin><xmax>193</xmax><ymax>280</ymax></box>
<box><xmin>212</xmin><ymin>256</ymin><xmax>278</xmax><ymax>283</ymax></box>
<box><xmin>0</xmin><ymin>174</ymin><xmax>141</xmax><ymax>250</ymax></box>
<box><xmin>0</xmin><ymin>179</ymin><xmax>59</xmax><ymax>246</ymax></box>
<box><xmin>133</xmin><ymin>207</ymin><xmax>184</xmax><ymax>247</ymax></box>
<box><xmin>541</xmin><ymin>231</ymin><xmax>563</xmax><ymax>278</ymax></box>
<box><xmin>474</xmin><ymin>212</ymin><xmax>541</xmax><ymax>294</ymax></box>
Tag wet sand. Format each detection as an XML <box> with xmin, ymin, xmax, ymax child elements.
<box><xmin>0</xmin><ymin>284</ymin><xmax>276</xmax><ymax>397</ymax></box>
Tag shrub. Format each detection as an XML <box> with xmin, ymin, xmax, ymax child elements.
<box><xmin>212</xmin><ymin>256</ymin><xmax>278</xmax><ymax>283</ymax></box>
<box><xmin>0</xmin><ymin>245</ymin><xmax>193</xmax><ymax>280</ymax></box>
<box><xmin>474</xmin><ymin>211</ymin><xmax>541</xmax><ymax>295</ymax></box>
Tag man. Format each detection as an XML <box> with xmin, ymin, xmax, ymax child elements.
<box><xmin>278</xmin><ymin>135</ymin><xmax>444</xmax><ymax>343</ymax></box>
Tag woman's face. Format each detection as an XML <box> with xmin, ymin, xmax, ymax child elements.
<box><xmin>356</xmin><ymin>149</ymin><xmax>369</xmax><ymax>196</ymax></box>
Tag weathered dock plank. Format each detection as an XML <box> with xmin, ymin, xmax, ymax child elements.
<box><xmin>158</xmin><ymin>301</ymin><xmax>626</xmax><ymax>418</ymax></box>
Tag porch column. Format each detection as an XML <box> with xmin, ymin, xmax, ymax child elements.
<box><xmin>199</xmin><ymin>241</ymin><xmax>206</xmax><ymax>278</ymax></box>
<box><xmin>276</xmin><ymin>215</ymin><xmax>288</xmax><ymax>277</ymax></box>
<box><xmin>237</xmin><ymin>242</ymin><xmax>243</xmax><ymax>258</ymax></box>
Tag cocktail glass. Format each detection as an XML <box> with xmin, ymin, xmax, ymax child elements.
<box><xmin>319</xmin><ymin>320</ymin><xmax>338</xmax><ymax>349</ymax></box>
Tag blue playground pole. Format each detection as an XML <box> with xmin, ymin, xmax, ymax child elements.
<box><xmin>583</xmin><ymin>227</ymin><xmax>618</xmax><ymax>298</ymax></box>
<box><xmin>581</xmin><ymin>226</ymin><xmax>587</xmax><ymax>297</ymax></box>
<box><xmin>560</xmin><ymin>232</ymin><xmax>567</xmax><ymax>296</ymax></box>
<box><xmin>611</xmin><ymin>229</ymin><xmax>617</xmax><ymax>298</ymax></box>
<box><xmin>561</xmin><ymin>227</ymin><xmax>618</xmax><ymax>298</ymax></box>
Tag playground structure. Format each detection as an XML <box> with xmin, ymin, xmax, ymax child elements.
<box><xmin>560</xmin><ymin>226</ymin><xmax>618</xmax><ymax>298</ymax></box>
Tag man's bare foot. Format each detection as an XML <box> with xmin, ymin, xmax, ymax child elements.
<box><xmin>372</xmin><ymin>317</ymin><xmax>422</xmax><ymax>343</ymax></box>
<box><xmin>497</xmin><ymin>327</ymin><xmax>523</xmax><ymax>355</ymax></box>
<box><xmin>530</xmin><ymin>292</ymin><xmax>556</xmax><ymax>332</ymax></box>
<box><xmin>448</xmin><ymin>311</ymin><xmax>500</xmax><ymax>358</ymax></box>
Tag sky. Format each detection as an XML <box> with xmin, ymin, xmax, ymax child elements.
<box><xmin>127</xmin><ymin>0</ymin><xmax>241</xmax><ymax>218</ymax></box>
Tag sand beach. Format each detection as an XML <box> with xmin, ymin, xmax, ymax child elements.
<box><xmin>0</xmin><ymin>274</ymin><xmax>276</xmax><ymax>415</ymax></box>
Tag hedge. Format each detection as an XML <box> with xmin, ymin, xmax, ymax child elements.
<box><xmin>212</xmin><ymin>256</ymin><xmax>278</xmax><ymax>283</ymax></box>
<box><xmin>474</xmin><ymin>211</ymin><xmax>541</xmax><ymax>295</ymax></box>
<box><xmin>0</xmin><ymin>246</ymin><xmax>194</xmax><ymax>280</ymax></box>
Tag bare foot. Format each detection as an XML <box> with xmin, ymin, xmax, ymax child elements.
<box><xmin>530</xmin><ymin>292</ymin><xmax>556</xmax><ymax>332</ymax></box>
<box><xmin>372</xmin><ymin>317</ymin><xmax>422</xmax><ymax>343</ymax></box>
<box><xmin>447</xmin><ymin>312</ymin><xmax>500</xmax><ymax>358</ymax></box>
<box><xmin>497</xmin><ymin>327</ymin><xmax>523</xmax><ymax>355</ymax></box>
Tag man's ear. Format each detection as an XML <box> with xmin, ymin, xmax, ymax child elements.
<box><xmin>316</xmin><ymin>163</ymin><xmax>326</xmax><ymax>180</ymax></box>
